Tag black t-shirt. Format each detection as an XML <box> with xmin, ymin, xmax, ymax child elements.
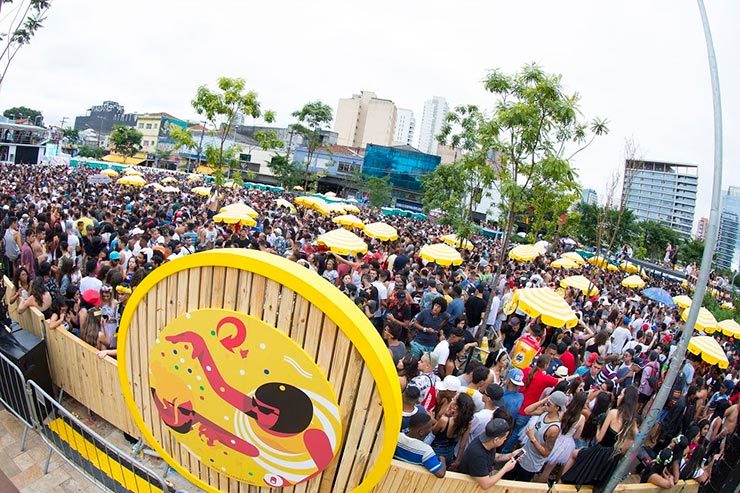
<box><xmin>465</xmin><ymin>295</ymin><xmax>487</xmax><ymax>328</ymax></box>
<box><xmin>393</xmin><ymin>254</ymin><xmax>410</xmax><ymax>272</ymax></box>
<box><xmin>501</xmin><ymin>323</ymin><xmax>522</xmax><ymax>351</ymax></box>
<box><xmin>456</xmin><ymin>437</ymin><xmax>496</xmax><ymax>477</ymax></box>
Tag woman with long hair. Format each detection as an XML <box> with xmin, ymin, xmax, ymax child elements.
<box><xmin>430</xmin><ymin>392</ymin><xmax>475</xmax><ymax>465</ymax></box>
<box><xmin>79</xmin><ymin>306</ymin><xmax>103</xmax><ymax>349</ymax></box>
<box><xmin>18</xmin><ymin>278</ymin><xmax>53</xmax><ymax>318</ymax></box>
<box><xmin>536</xmin><ymin>391</ymin><xmax>589</xmax><ymax>482</ymax></box>
<box><xmin>485</xmin><ymin>347</ymin><xmax>510</xmax><ymax>384</ymax></box>
<box><xmin>97</xmin><ymin>284</ymin><xmax>118</xmax><ymax>350</ymax></box>
<box><xmin>561</xmin><ymin>386</ymin><xmax>639</xmax><ymax>488</ymax></box>
<box><xmin>9</xmin><ymin>266</ymin><xmax>31</xmax><ymax>305</ymax></box>
<box><xmin>397</xmin><ymin>354</ymin><xmax>419</xmax><ymax>392</ymax></box>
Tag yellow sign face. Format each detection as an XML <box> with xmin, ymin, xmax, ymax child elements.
<box><xmin>148</xmin><ymin>308</ymin><xmax>342</xmax><ymax>488</ymax></box>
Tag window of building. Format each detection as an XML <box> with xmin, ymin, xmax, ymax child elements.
<box><xmin>337</xmin><ymin>161</ymin><xmax>358</xmax><ymax>173</ymax></box>
<box><xmin>138</xmin><ymin>123</ymin><xmax>145</xmax><ymax>129</ymax></box>
<box><xmin>145</xmin><ymin>123</ymin><xmax>153</xmax><ymax>129</ymax></box>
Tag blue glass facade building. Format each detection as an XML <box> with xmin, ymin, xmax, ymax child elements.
<box><xmin>717</xmin><ymin>186</ymin><xmax>740</xmax><ymax>270</ymax></box>
<box><xmin>362</xmin><ymin>144</ymin><xmax>441</xmax><ymax>198</ymax></box>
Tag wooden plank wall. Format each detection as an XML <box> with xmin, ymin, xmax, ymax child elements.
<box><xmin>125</xmin><ymin>268</ymin><xmax>388</xmax><ymax>493</ymax></box>
<box><xmin>3</xmin><ymin>276</ymin><xmax>44</xmax><ymax>339</ymax></box>
<box><xmin>374</xmin><ymin>460</ymin><xmax>700</xmax><ymax>493</ymax></box>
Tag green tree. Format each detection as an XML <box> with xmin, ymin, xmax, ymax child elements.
<box><xmin>431</xmin><ymin>105</ymin><xmax>496</xmax><ymax>240</ymax></box>
<box><xmin>0</xmin><ymin>1</ymin><xmax>51</xmax><ymax>91</ymax></box>
<box><xmin>362</xmin><ymin>175</ymin><xmax>392</xmax><ymax>208</ymax></box>
<box><xmin>3</xmin><ymin>105</ymin><xmax>42</xmax><ymax>121</ymax></box>
<box><xmin>481</xmin><ymin>64</ymin><xmax>608</xmax><ymax>262</ymax></box>
<box><xmin>191</xmin><ymin>77</ymin><xmax>274</xmax><ymax>185</ymax></box>
<box><xmin>62</xmin><ymin>127</ymin><xmax>79</xmax><ymax>145</ymax></box>
<box><xmin>108</xmin><ymin>125</ymin><xmax>143</xmax><ymax>160</ymax></box>
<box><xmin>573</xmin><ymin>202</ymin><xmax>637</xmax><ymax>249</ymax></box>
<box><xmin>291</xmin><ymin>101</ymin><xmax>333</xmax><ymax>188</ymax></box>
<box><xmin>635</xmin><ymin>220</ymin><xmax>679</xmax><ymax>261</ymax></box>
<box><xmin>170</xmin><ymin>125</ymin><xmax>198</xmax><ymax>171</ymax></box>
<box><xmin>77</xmin><ymin>145</ymin><xmax>105</xmax><ymax>159</ymax></box>
<box><xmin>679</xmin><ymin>239</ymin><xmax>704</xmax><ymax>266</ymax></box>
<box><xmin>267</xmin><ymin>155</ymin><xmax>303</xmax><ymax>189</ymax></box>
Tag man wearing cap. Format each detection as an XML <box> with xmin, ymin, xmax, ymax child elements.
<box><xmin>457</xmin><ymin>383</ymin><xmax>506</xmax><ymax>462</ymax></box>
<box><xmin>506</xmin><ymin>391</ymin><xmax>566</xmax><ymax>481</ymax></box>
<box><xmin>394</xmin><ymin>413</ymin><xmax>447</xmax><ymax>478</ymax></box>
<box><xmin>502</xmin><ymin>368</ymin><xmax>525</xmax><ymax>418</ymax></box>
<box><xmin>455</xmin><ymin>418</ymin><xmax>521</xmax><ymax>488</ymax></box>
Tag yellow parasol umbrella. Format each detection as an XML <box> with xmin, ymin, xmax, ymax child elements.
<box><xmin>222</xmin><ymin>181</ymin><xmax>239</xmax><ymax>189</ymax></box>
<box><xmin>363</xmin><ymin>222</ymin><xmax>399</xmax><ymax>241</ymax></box>
<box><xmin>117</xmin><ymin>175</ymin><xmax>146</xmax><ymax>186</ymax></box>
<box><xmin>619</xmin><ymin>261</ymin><xmax>640</xmax><ymax>274</ymax></box>
<box><xmin>295</xmin><ymin>195</ymin><xmax>324</xmax><ymax>208</ymax></box>
<box><xmin>687</xmin><ymin>336</ymin><xmax>729</xmax><ymax>368</ymax></box>
<box><xmin>419</xmin><ymin>244</ymin><xmax>463</xmax><ymax>266</ymax></box>
<box><xmin>441</xmin><ymin>234</ymin><xmax>474</xmax><ymax>251</ymax></box>
<box><xmin>720</xmin><ymin>301</ymin><xmax>735</xmax><ymax>311</ymax></box>
<box><xmin>213</xmin><ymin>207</ymin><xmax>257</xmax><ymax>227</ymax></box>
<box><xmin>292</xmin><ymin>185</ymin><xmax>304</xmax><ymax>191</ymax></box>
<box><xmin>101</xmin><ymin>168</ymin><xmax>118</xmax><ymax>177</ymax></box>
<box><xmin>162</xmin><ymin>176</ymin><xmax>177</xmax><ymax>184</ymax></box>
<box><xmin>123</xmin><ymin>168</ymin><xmax>143</xmax><ymax>176</ymax></box>
<box><xmin>681</xmin><ymin>306</ymin><xmax>718</xmax><ymax>333</ymax></box>
<box><xmin>561</xmin><ymin>251</ymin><xmax>586</xmax><ymax>265</ymax></box>
<box><xmin>508</xmin><ymin>244</ymin><xmax>541</xmax><ymax>262</ymax></box>
<box><xmin>275</xmin><ymin>198</ymin><xmax>296</xmax><ymax>213</ymax></box>
<box><xmin>621</xmin><ymin>275</ymin><xmax>646</xmax><ymax>289</ymax></box>
<box><xmin>324</xmin><ymin>191</ymin><xmax>337</xmax><ymax>198</ymax></box>
<box><xmin>161</xmin><ymin>185</ymin><xmax>179</xmax><ymax>193</ymax></box>
<box><xmin>195</xmin><ymin>165</ymin><xmax>214</xmax><ymax>175</ymax></box>
<box><xmin>186</xmin><ymin>174</ymin><xmax>203</xmax><ymax>183</ymax></box>
<box><xmin>550</xmin><ymin>257</ymin><xmax>580</xmax><ymax>269</ymax></box>
<box><xmin>673</xmin><ymin>295</ymin><xmax>693</xmax><ymax>309</ymax></box>
<box><xmin>332</xmin><ymin>214</ymin><xmax>365</xmax><ymax>229</ymax></box>
<box><xmin>146</xmin><ymin>183</ymin><xmax>164</xmax><ymax>191</ymax></box>
<box><xmin>534</xmin><ymin>240</ymin><xmax>549</xmax><ymax>254</ymax></box>
<box><xmin>317</xmin><ymin>228</ymin><xmax>368</xmax><ymax>256</ymax></box>
<box><xmin>507</xmin><ymin>288</ymin><xmax>579</xmax><ymax>329</ymax></box>
<box><xmin>191</xmin><ymin>186</ymin><xmax>212</xmax><ymax>197</ymax></box>
<box><xmin>718</xmin><ymin>319</ymin><xmax>740</xmax><ymax>338</ymax></box>
<box><xmin>314</xmin><ymin>202</ymin><xmax>345</xmax><ymax>216</ymax></box>
<box><xmin>560</xmin><ymin>275</ymin><xmax>599</xmax><ymax>296</ymax></box>
<box><xmin>220</xmin><ymin>202</ymin><xmax>259</xmax><ymax>218</ymax></box>
<box><xmin>342</xmin><ymin>204</ymin><xmax>360</xmax><ymax>214</ymax></box>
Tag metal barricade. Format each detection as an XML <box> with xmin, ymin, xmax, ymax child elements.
<box><xmin>0</xmin><ymin>350</ymin><xmax>34</xmax><ymax>450</ymax></box>
<box><xmin>26</xmin><ymin>379</ymin><xmax>169</xmax><ymax>493</ymax></box>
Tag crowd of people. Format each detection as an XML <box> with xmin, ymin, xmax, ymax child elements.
<box><xmin>1</xmin><ymin>162</ymin><xmax>738</xmax><ymax>491</ymax></box>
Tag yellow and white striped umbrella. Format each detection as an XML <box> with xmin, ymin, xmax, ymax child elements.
<box><xmin>222</xmin><ymin>181</ymin><xmax>239</xmax><ymax>189</ymax></box>
<box><xmin>317</xmin><ymin>228</ymin><xmax>368</xmax><ymax>256</ymax></box>
<box><xmin>191</xmin><ymin>186</ymin><xmax>212</xmax><ymax>197</ymax></box>
<box><xmin>117</xmin><ymin>175</ymin><xmax>146</xmax><ymax>186</ymax></box>
<box><xmin>673</xmin><ymin>295</ymin><xmax>693</xmax><ymax>309</ymax></box>
<box><xmin>294</xmin><ymin>195</ymin><xmax>324</xmax><ymax>208</ymax></box>
<box><xmin>509</xmin><ymin>288</ymin><xmax>579</xmax><ymax>329</ymax></box>
<box><xmin>161</xmin><ymin>185</ymin><xmax>179</xmax><ymax>193</ymax></box>
<box><xmin>561</xmin><ymin>251</ymin><xmax>586</xmax><ymax>265</ymax></box>
<box><xmin>718</xmin><ymin>319</ymin><xmax>740</xmax><ymax>338</ymax></box>
<box><xmin>441</xmin><ymin>234</ymin><xmax>474</xmax><ymax>251</ymax></box>
<box><xmin>363</xmin><ymin>222</ymin><xmax>399</xmax><ymax>241</ymax></box>
<box><xmin>162</xmin><ymin>176</ymin><xmax>177</xmax><ymax>184</ymax></box>
<box><xmin>621</xmin><ymin>275</ymin><xmax>646</xmax><ymax>289</ymax></box>
<box><xmin>620</xmin><ymin>261</ymin><xmax>640</xmax><ymax>274</ymax></box>
<box><xmin>688</xmin><ymin>336</ymin><xmax>729</xmax><ymax>368</ymax></box>
<box><xmin>220</xmin><ymin>202</ymin><xmax>259</xmax><ymax>218</ymax></box>
<box><xmin>186</xmin><ymin>173</ymin><xmax>203</xmax><ymax>183</ymax></box>
<box><xmin>275</xmin><ymin>198</ymin><xmax>296</xmax><ymax>213</ymax></box>
<box><xmin>534</xmin><ymin>240</ymin><xmax>549</xmax><ymax>254</ymax></box>
<box><xmin>508</xmin><ymin>244</ymin><xmax>541</xmax><ymax>262</ymax></box>
<box><xmin>213</xmin><ymin>210</ymin><xmax>257</xmax><ymax>227</ymax></box>
<box><xmin>419</xmin><ymin>243</ymin><xmax>463</xmax><ymax>266</ymax></box>
<box><xmin>101</xmin><ymin>168</ymin><xmax>119</xmax><ymax>177</ymax></box>
<box><xmin>123</xmin><ymin>168</ymin><xmax>143</xmax><ymax>176</ymax></box>
<box><xmin>681</xmin><ymin>306</ymin><xmax>718</xmax><ymax>333</ymax></box>
<box><xmin>146</xmin><ymin>183</ymin><xmax>164</xmax><ymax>191</ymax></box>
<box><xmin>332</xmin><ymin>214</ymin><xmax>365</xmax><ymax>229</ymax></box>
<box><xmin>314</xmin><ymin>201</ymin><xmax>345</xmax><ymax>216</ymax></box>
<box><xmin>560</xmin><ymin>275</ymin><xmax>599</xmax><ymax>296</ymax></box>
<box><xmin>342</xmin><ymin>204</ymin><xmax>361</xmax><ymax>214</ymax></box>
<box><xmin>550</xmin><ymin>257</ymin><xmax>580</xmax><ymax>269</ymax></box>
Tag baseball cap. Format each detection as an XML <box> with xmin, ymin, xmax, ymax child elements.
<box><xmin>81</xmin><ymin>289</ymin><xmax>101</xmax><ymax>307</ymax></box>
<box><xmin>435</xmin><ymin>375</ymin><xmax>463</xmax><ymax>392</ymax></box>
<box><xmin>484</xmin><ymin>383</ymin><xmax>504</xmax><ymax>402</ymax></box>
<box><xmin>549</xmin><ymin>391</ymin><xmax>568</xmax><ymax>413</ymax></box>
<box><xmin>482</xmin><ymin>418</ymin><xmax>510</xmax><ymax>440</ymax></box>
<box><xmin>507</xmin><ymin>368</ymin><xmax>525</xmax><ymax>386</ymax></box>
<box><xmin>109</xmin><ymin>251</ymin><xmax>120</xmax><ymax>261</ymax></box>
<box><xmin>587</xmin><ymin>352</ymin><xmax>599</xmax><ymax>366</ymax></box>
<box><xmin>510</xmin><ymin>316</ymin><xmax>521</xmax><ymax>326</ymax></box>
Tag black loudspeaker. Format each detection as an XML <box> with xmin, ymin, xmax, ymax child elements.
<box><xmin>0</xmin><ymin>329</ymin><xmax>53</xmax><ymax>424</ymax></box>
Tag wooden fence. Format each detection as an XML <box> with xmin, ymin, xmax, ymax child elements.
<box><xmin>3</xmin><ymin>276</ymin><xmax>139</xmax><ymax>437</ymax></box>
<box><xmin>375</xmin><ymin>460</ymin><xmax>699</xmax><ymax>493</ymax></box>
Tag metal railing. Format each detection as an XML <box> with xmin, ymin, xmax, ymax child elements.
<box><xmin>0</xmin><ymin>350</ymin><xmax>34</xmax><ymax>450</ymax></box>
<box><xmin>26</xmin><ymin>379</ymin><xmax>168</xmax><ymax>493</ymax></box>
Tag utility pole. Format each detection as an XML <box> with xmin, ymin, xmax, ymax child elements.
<box><xmin>196</xmin><ymin>120</ymin><xmax>207</xmax><ymax>172</ymax></box>
<box><xmin>59</xmin><ymin>117</ymin><xmax>68</xmax><ymax>128</ymax></box>
<box><xmin>603</xmin><ymin>1</ymin><xmax>724</xmax><ymax>489</ymax></box>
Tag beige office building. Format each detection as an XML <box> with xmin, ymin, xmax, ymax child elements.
<box><xmin>334</xmin><ymin>91</ymin><xmax>397</xmax><ymax>148</ymax></box>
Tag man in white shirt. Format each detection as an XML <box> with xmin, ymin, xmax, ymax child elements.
<box><xmin>432</xmin><ymin>328</ymin><xmax>464</xmax><ymax>378</ymax></box>
<box><xmin>79</xmin><ymin>258</ymin><xmax>103</xmax><ymax>294</ymax></box>
<box><xmin>459</xmin><ymin>383</ymin><xmax>504</xmax><ymax>459</ymax></box>
<box><xmin>610</xmin><ymin>319</ymin><xmax>632</xmax><ymax>355</ymax></box>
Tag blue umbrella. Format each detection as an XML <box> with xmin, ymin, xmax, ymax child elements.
<box><xmin>641</xmin><ymin>287</ymin><xmax>676</xmax><ymax>306</ymax></box>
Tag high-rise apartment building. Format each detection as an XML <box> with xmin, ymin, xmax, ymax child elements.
<box><xmin>417</xmin><ymin>96</ymin><xmax>449</xmax><ymax>155</ymax></box>
<box><xmin>695</xmin><ymin>217</ymin><xmax>709</xmax><ymax>241</ymax></box>
<box><xmin>623</xmin><ymin>160</ymin><xmax>698</xmax><ymax>237</ymax></box>
<box><xmin>334</xmin><ymin>91</ymin><xmax>396</xmax><ymax>148</ymax></box>
<box><xmin>716</xmin><ymin>186</ymin><xmax>740</xmax><ymax>270</ymax></box>
<box><xmin>394</xmin><ymin>109</ymin><xmax>415</xmax><ymax>146</ymax></box>
<box><xmin>581</xmin><ymin>188</ymin><xmax>598</xmax><ymax>205</ymax></box>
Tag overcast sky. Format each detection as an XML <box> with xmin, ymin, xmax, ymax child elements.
<box><xmin>2</xmin><ymin>0</ymin><xmax>737</xmax><ymax>224</ymax></box>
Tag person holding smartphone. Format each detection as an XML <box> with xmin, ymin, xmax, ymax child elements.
<box><xmin>456</xmin><ymin>418</ymin><xmax>523</xmax><ymax>489</ymax></box>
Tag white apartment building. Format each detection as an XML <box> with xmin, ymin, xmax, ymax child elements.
<box><xmin>394</xmin><ymin>108</ymin><xmax>415</xmax><ymax>146</ymax></box>
<box><xmin>334</xmin><ymin>91</ymin><xmax>397</xmax><ymax>148</ymax></box>
<box><xmin>417</xmin><ymin>96</ymin><xmax>449</xmax><ymax>155</ymax></box>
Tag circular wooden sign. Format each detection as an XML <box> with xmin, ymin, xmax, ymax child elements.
<box><xmin>118</xmin><ymin>250</ymin><xmax>401</xmax><ymax>492</ymax></box>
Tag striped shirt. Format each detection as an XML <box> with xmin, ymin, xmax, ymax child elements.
<box><xmin>394</xmin><ymin>432</ymin><xmax>443</xmax><ymax>474</ymax></box>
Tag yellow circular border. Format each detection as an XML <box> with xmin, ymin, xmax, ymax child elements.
<box><xmin>117</xmin><ymin>250</ymin><xmax>402</xmax><ymax>492</ymax></box>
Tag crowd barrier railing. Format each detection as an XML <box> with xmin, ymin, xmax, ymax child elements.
<box><xmin>0</xmin><ymin>350</ymin><xmax>34</xmax><ymax>450</ymax></box>
<box><xmin>26</xmin><ymin>379</ymin><xmax>167</xmax><ymax>492</ymax></box>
